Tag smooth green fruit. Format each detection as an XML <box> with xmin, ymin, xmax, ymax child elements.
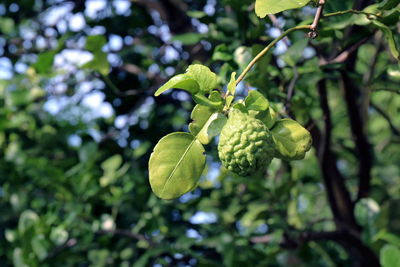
<box><xmin>218</xmin><ymin>109</ymin><xmax>274</xmax><ymax>176</ymax></box>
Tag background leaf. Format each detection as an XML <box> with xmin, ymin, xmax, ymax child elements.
<box><xmin>372</xmin><ymin>20</ymin><xmax>400</xmax><ymax>61</ymax></box>
<box><xmin>380</xmin><ymin>245</ymin><xmax>400</xmax><ymax>267</ymax></box>
<box><xmin>171</xmin><ymin>33</ymin><xmax>204</xmax><ymax>45</ymax></box>
<box><xmin>281</xmin><ymin>39</ymin><xmax>309</xmax><ymax>67</ymax></box>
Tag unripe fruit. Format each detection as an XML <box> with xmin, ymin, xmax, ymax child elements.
<box><xmin>218</xmin><ymin>109</ymin><xmax>274</xmax><ymax>176</ymax></box>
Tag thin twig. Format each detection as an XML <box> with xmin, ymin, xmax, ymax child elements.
<box><xmin>323</xmin><ymin>9</ymin><xmax>381</xmax><ymax>19</ymax></box>
<box><xmin>373</xmin><ymin>88</ymin><xmax>400</xmax><ymax>94</ymax></box>
<box><xmin>101</xmin><ymin>74</ymin><xmax>139</xmax><ymax>96</ymax></box>
<box><xmin>319</xmin><ymin>36</ymin><xmax>370</xmax><ymax>65</ymax></box>
<box><xmin>371</xmin><ymin>102</ymin><xmax>400</xmax><ymax>136</ymax></box>
<box><xmin>235</xmin><ymin>25</ymin><xmax>311</xmax><ymax>85</ymax></box>
<box><xmin>309</xmin><ymin>0</ymin><xmax>326</xmax><ymax>38</ymax></box>
<box><xmin>96</xmin><ymin>229</ymin><xmax>156</xmax><ymax>247</ymax></box>
<box><xmin>285</xmin><ymin>68</ymin><xmax>299</xmax><ymax>112</ymax></box>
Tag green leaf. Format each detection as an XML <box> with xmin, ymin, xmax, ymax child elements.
<box><xmin>271</xmin><ymin>119</ymin><xmax>312</xmax><ymax>160</ymax></box>
<box><xmin>149</xmin><ymin>132</ymin><xmax>206</xmax><ymax>199</ymax></box>
<box><xmin>209</xmin><ymin>90</ymin><xmax>223</xmax><ymax>102</ymax></box>
<box><xmin>227</xmin><ymin>72</ymin><xmax>236</xmax><ymax>95</ymax></box>
<box><xmin>171</xmin><ymin>33</ymin><xmax>204</xmax><ymax>45</ymax></box>
<box><xmin>192</xmin><ymin>93</ymin><xmax>223</xmax><ymax>109</ymax></box>
<box><xmin>197</xmin><ymin>113</ymin><xmax>227</xmax><ymax>145</ymax></box>
<box><xmin>380</xmin><ymin>245</ymin><xmax>400</xmax><ymax>267</ymax></box>
<box><xmin>379</xmin><ymin>8</ymin><xmax>400</xmax><ymax>27</ymax></box>
<box><xmin>13</xmin><ymin>248</ymin><xmax>29</xmax><ymax>267</ymax></box>
<box><xmin>187</xmin><ymin>10</ymin><xmax>207</xmax><ymax>18</ymax></box>
<box><xmin>82</xmin><ymin>35</ymin><xmax>110</xmax><ymax>74</ymax></box>
<box><xmin>354</xmin><ymin>4</ymin><xmax>380</xmax><ymax>26</ymax></box>
<box><xmin>372</xmin><ymin>20</ymin><xmax>400</xmax><ymax>61</ymax></box>
<box><xmin>86</xmin><ymin>35</ymin><xmax>107</xmax><ymax>52</ymax></box>
<box><xmin>232</xmin><ymin>102</ymin><xmax>247</xmax><ymax>113</ymax></box>
<box><xmin>34</xmin><ymin>51</ymin><xmax>56</xmax><ymax>74</ymax></box>
<box><xmin>186</xmin><ymin>64</ymin><xmax>218</xmax><ymax>93</ymax></box>
<box><xmin>388</xmin><ymin>65</ymin><xmax>400</xmax><ymax>81</ymax></box>
<box><xmin>378</xmin><ymin>0</ymin><xmax>400</xmax><ymax>10</ymax></box>
<box><xmin>0</xmin><ymin>17</ymin><xmax>15</xmax><ymax>34</ymax></box>
<box><xmin>82</xmin><ymin>51</ymin><xmax>110</xmax><ymax>75</ymax></box>
<box><xmin>373</xmin><ymin>230</ymin><xmax>400</xmax><ymax>246</ymax></box>
<box><xmin>133</xmin><ymin>141</ymin><xmax>151</xmax><ymax>159</ymax></box>
<box><xmin>6</xmin><ymin>89</ymin><xmax>32</xmax><ymax>107</ymax></box>
<box><xmin>212</xmin><ymin>44</ymin><xmax>233</xmax><ymax>61</ymax></box>
<box><xmin>101</xmin><ymin>155</ymin><xmax>122</xmax><ymax>172</ymax></box>
<box><xmin>250</xmin><ymin>106</ymin><xmax>278</xmax><ymax>129</ymax></box>
<box><xmin>234</xmin><ymin>46</ymin><xmax>252</xmax><ymax>70</ymax></box>
<box><xmin>354</xmin><ymin>198</ymin><xmax>380</xmax><ymax>226</ymax></box>
<box><xmin>255</xmin><ymin>0</ymin><xmax>311</xmax><ymax>17</ymax></box>
<box><xmin>31</xmin><ymin>235</ymin><xmax>49</xmax><ymax>260</ymax></box>
<box><xmin>244</xmin><ymin>90</ymin><xmax>269</xmax><ymax>111</ymax></box>
<box><xmin>18</xmin><ymin>210</ymin><xmax>39</xmax><ymax>235</ymax></box>
<box><xmin>281</xmin><ymin>39</ymin><xmax>308</xmax><ymax>67</ymax></box>
<box><xmin>50</xmin><ymin>226</ymin><xmax>69</xmax><ymax>245</ymax></box>
<box><xmin>189</xmin><ymin>91</ymin><xmax>222</xmax><ymax>135</ymax></box>
<box><xmin>225</xmin><ymin>95</ymin><xmax>234</xmax><ymax>109</ymax></box>
<box><xmin>189</xmin><ymin>105</ymin><xmax>215</xmax><ymax>136</ymax></box>
<box><xmin>154</xmin><ymin>74</ymin><xmax>200</xmax><ymax>96</ymax></box>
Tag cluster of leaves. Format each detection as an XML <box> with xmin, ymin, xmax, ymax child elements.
<box><xmin>0</xmin><ymin>0</ymin><xmax>399</xmax><ymax>266</ymax></box>
<box><xmin>149</xmin><ymin>64</ymin><xmax>312</xmax><ymax>199</ymax></box>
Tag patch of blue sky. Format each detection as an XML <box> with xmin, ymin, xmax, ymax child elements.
<box><xmin>69</xmin><ymin>13</ymin><xmax>86</xmax><ymax>32</ymax></box>
<box><xmin>204</xmin><ymin>0</ymin><xmax>216</xmax><ymax>16</ymax></box>
<box><xmin>85</xmin><ymin>0</ymin><xmax>106</xmax><ymax>18</ymax></box>
<box><xmin>109</xmin><ymin>35</ymin><xmax>123</xmax><ymax>51</ymax></box>
<box><xmin>179</xmin><ymin>189</ymin><xmax>201</xmax><ymax>203</ymax></box>
<box><xmin>44</xmin><ymin>96</ymin><xmax>70</xmax><ymax>115</ymax></box>
<box><xmin>41</xmin><ymin>2</ymin><xmax>74</xmax><ymax>26</ymax></box>
<box><xmin>107</xmin><ymin>53</ymin><xmax>122</xmax><ymax>67</ymax></box>
<box><xmin>190</xmin><ymin>211</ymin><xmax>218</xmax><ymax>224</ymax></box>
<box><xmin>186</xmin><ymin>228</ymin><xmax>203</xmax><ymax>240</ymax></box>
<box><xmin>15</xmin><ymin>62</ymin><xmax>28</xmax><ymax>74</ymax></box>
<box><xmin>0</xmin><ymin>4</ymin><xmax>6</xmax><ymax>15</ymax></box>
<box><xmin>68</xmin><ymin>134</ymin><xmax>82</xmax><ymax>147</ymax></box>
<box><xmin>0</xmin><ymin>57</ymin><xmax>13</xmax><ymax>79</ymax></box>
<box><xmin>113</xmin><ymin>0</ymin><xmax>131</xmax><ymax>16</ymax></box>
<box><xmin>164</xmin><ymin>46</ymin><xmax>180</xmax><ymax>62</ymax></box>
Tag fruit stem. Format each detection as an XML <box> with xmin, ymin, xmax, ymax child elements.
<box><xmin>235</xmin><ymin>25</ymin><xmax>311</xmax><ymax>85</ymax></box>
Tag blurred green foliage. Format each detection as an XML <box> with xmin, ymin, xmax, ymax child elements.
<box><xmin>0</xmin><ymin>0</ymin><xmax>399</xmax><ymax>266</ymax></box>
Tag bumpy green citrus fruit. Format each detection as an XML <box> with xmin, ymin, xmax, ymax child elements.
<box><xmin>218</xmin><ymin>109</ymin><xmax>274</xmax><ymax>176</ymax></box>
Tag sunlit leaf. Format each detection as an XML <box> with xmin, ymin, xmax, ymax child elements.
<box><xmin>197</xmin><ymin>113</ymin><xmax>227</xmax><ymax>145</ymax></box>
<box><xmin>227</xmin><ymin>72</ymin><xmax>236</xmax><ymax>96</ymax></box>
<box><xmin>380</xmin><ymin>245</ymin><xmax>400</xmax><ymax>267</ymax></box>
<box><xmin>192</xmin><ymin>93</ymin><xmax>223</xmax><ymax>109</ymax></box>
<box><xmin>149</xmin><ymin>132</ymin><xmax>206</xmax><ymax>199</ymax></box>
<box><xmin>154</xmin><ymin>74</ymin><xmax>199</xmax><ymax>96</ymax></box>
<box><xmin>245</xmin><ymin>90</ymin><xmax>269</xmax><ymax>111</ymax></box>
<box><xmin>186</xmin><ymin>64</ymin><xmax>218</xmax><ymax>93</ymax></box>
<box><xmin>271</xmin><ymin>119</ymin><xmax>312</xmax><ymax>160</ymax></box>
<box><xmin>255</xmin><ymin>0</ymin><xmax>310</xmax><ymax>17</ymax></box>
